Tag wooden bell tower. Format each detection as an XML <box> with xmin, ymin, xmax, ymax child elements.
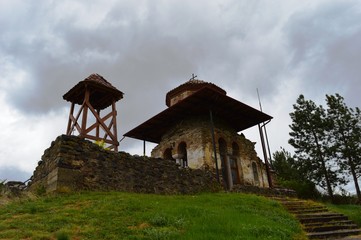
<box><xmin>63</xmin><ymin>73</ymin><xmax>124</xmax><ymax>151</ymax></box>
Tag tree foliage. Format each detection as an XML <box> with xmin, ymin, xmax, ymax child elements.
<box><xmin>288</xmin><ymin>94</ymin><xmax>343</xmax><ymax>199</ymax></box>
<box><xmin>326</xmin><ymin>94</ymin><xmax>361</xmax><ymax>202</ymax></box>
<box><xmin>272</xmin><ymin>148</ymin><xmax>320</xmax><ymax>199</ymax></box>
<box><xmin>287</xmin><ymin>93</ymin><xmax>361</xmax><ymax>202</ymax></box>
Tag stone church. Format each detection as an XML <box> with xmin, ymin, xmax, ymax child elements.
<box><xmin>125</xmin><ymin>79</ymin><xmax>273</xmax><ymax>189</ymax></box>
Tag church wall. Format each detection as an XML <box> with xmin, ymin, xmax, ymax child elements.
<box><xmin>150</xmin><ymin>117</ymin><xmax>270</xmax><ymax>188</ymax></box>
<box><xmin>212</xmin><ymin>128</ymin><xmax>268</xmax><ymax>187</ymax></box>
<box><xmin>151</xmin><ymin>119</ymin><xmax>207</xmax><ymax>169</ymax></box>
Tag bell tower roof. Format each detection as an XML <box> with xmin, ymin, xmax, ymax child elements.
<box><xmin>63</xmin><ymin>73</ymin><xmax>123</xmax><ymax>110</ymax></box>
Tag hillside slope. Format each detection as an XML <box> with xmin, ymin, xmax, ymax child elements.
<box><xmin>0</xmin><ymin>192</ymin><xmax>306</xmax><ymax>240</ymax></box>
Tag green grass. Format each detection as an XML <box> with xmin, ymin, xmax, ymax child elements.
<box><xmin>327</xmin><ymin>203</ymin><xmax>361</xmax><ymax>226</ymax></box>
<box><xmin>0</xmin><ymin>192</ymin><xmax>306</xmax><ymax>240</ymax></box>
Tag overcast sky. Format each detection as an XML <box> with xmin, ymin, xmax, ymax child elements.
<box><xmin>1</xmin><ymin>0</ymin><xmax>361</xmax><ymax>190</ymax></box>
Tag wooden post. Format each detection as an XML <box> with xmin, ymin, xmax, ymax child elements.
<box><xmin>96</xmin><ymin>109</ymin><xmax>100</xmax><ymax>139</ymax></box>
<box><xmin>112</xmin><ymin>101</ymin><xmax>118</xmax><ymax>152</ymax></box>
<box><xmin>66</xmin><ymin>102</ymin><xmax>75</xmax><ymax>135</ymax></box>
<box><xmin>81</xmin><ymin>88</ymin><xmax>90</xmax><ymax>138</ymax></box>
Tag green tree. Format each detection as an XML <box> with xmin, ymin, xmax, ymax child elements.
<box><xmin>289</xmin><ymin>95</ymin><xmax>343</xmax><ymax>199</ymax></box>
<box><xmin>326</xmin><ymin>94</ymin><xmax>361</xmax><ymax>202</ymax></box>
<box><xmin>273</xmin><ymin>148</ymin><xmax>299</xmax><ymax>181</ymax></box>
<box><xmin>273</xmin><ymin>148</ymin><xmax>320</xmax><ymax>199</ymax></box>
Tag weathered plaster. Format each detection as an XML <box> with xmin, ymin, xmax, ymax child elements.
<box><xmin>151</xmin><ymin>116</ymin><xmax>269</xmax><ymax>188</ymax></box>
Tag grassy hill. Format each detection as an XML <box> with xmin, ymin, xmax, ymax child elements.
<box><xmin>0</xmin><ymin>192</ymin><xmax>307</xmax><ymax>240</ymax></box>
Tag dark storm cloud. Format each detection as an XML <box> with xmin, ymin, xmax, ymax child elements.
<box><xmin>1</xmin><ymin>0</ymin><xmax>289</xmax><ymax>119</ymax></box>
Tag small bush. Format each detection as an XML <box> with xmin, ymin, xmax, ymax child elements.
<box><xmin>0</xmin><ymin>179</ymin><xmax>6</xmax><ymax>195</ymax></box>
<box><xmin>56</xmin><ymin>231</ymin><xmax>70</xmax><ymax>240</ymax></box>
<box><xmin>278</xmin><ymin>179</ymin><xmax>321</xmax><ymax>200</ymax></box>
<box><xmin>322</xmin><ymin>194</ymin><xmax>359</xmax><ymax>205</ymax></box>
<box><xmin>94</xmin><ymin>140</ymin><xmax>110</xmax><ymax>151</ymax></box>
<box><xmin>56</xmin><ymin>186</ymin><xmax>72</xmax><ymax>194</ymax></box>
<box><xmin>149</xmin><ymin>214</ymin><xmax>170</xmax><ymax>227</ymax></box>
<box><xmin>35</xmin><ymin>185</ymin><xmax>47</xmax><ymax>196</ymax></box>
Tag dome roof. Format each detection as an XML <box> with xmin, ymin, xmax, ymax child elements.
<box><xmin>166</xmin><ymin>79</ymin><xmax>226</xmax><ymax>107</ymax></box>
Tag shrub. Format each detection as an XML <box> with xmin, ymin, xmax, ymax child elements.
<box><xmin>94</xmin><ymin>140</ymin><xmax>110</xmax><ymax>150</ymax></box>
<box><xmin>0</xmin><ymin>179</ymin><xmax>6</xmax><ymax>195</ymax></box>
<box><xmin>278</xmin><ymin>179</ymin><xmax>321</xmax><ymax>200</ymax></box>
<box><xmin>35</xmin><ymin>185</ymin><xmax>47</xmax><ymax>196</ymax></box>
<box><xmin>56</xmin><ymin>231</ymin><xmax>70</xmax><ymax>240</ymax></box>
<box><xmin>56</xmin><ymin>186</ymin><xmax>72</xmax><ymax>194</ymax></box>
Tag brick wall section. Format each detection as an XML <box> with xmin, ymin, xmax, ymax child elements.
<box><xmin>28</xmin><ymin>135</ymin><xmax>222</xmax><ymax>194</ymax></box>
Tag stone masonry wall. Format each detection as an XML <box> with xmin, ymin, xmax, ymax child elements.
<box><xmin>151</xmin><ymin>116</ymin><xmax>269</xmax><ymax>188</ymax></box>
<box><xmin>29</xmin><ymin>135</ymin><xmax>222</xmax><ymax>194</ymax></box>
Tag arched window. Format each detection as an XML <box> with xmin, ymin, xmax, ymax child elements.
<box><xmin>178</xmin><ymin>142</ymin><xmax>188</xmax><ymax>167</ymax></box>
<box><xmin>252</xmin><ymin>162</ymin><xmax>259</xmax><ymax>184</ymax></box>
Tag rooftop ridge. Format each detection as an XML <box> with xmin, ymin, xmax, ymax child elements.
<box><xmin>84</xmin><ymin>73</ymin><xmax>118</xmax><ymax>90</ymax></box>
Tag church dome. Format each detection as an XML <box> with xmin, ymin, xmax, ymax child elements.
<box><xmin>166</xmin><ymin>78</ymin><xmax>226</xmax><ymax>107</ymax></box>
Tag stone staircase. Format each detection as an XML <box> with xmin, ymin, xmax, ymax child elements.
<box><xmin>274</xmin><ymin>197</ymin><xmax>361</xmax><ymax>239</ymax></box>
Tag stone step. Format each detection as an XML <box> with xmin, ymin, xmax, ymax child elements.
<box><xmin>273</xmin><ymin>197</ymin><xmax>361</xmax><ymax>239</ymax></box>
<box><xmin>304</xmin><ymin>220</ymin><xmax>355</xmax><ymax>228</ymax></box>
<box><xmin>282</xmin><ymin>202</ymin><xmax>326</xmax><ymax>209</ymax></box>
<box><xmin>299</xmin><ymin>214</ymin><xmax>349</xmax><ymax>224</ymax></box>
<box><xmin>283</xmin><ymin>203</ymin><xmax>325</xmax><ymax>208</ymax></box>
<box><xmin>337</xmin><ymin>235</ymin><xmax>361</xmax><ymax>240</ymax></box>
<box><xmin>290</xmin><ymin>208</ymin><xmax>329</xmax><ymax>214</ymax></box>
<box><xmin>307</xmin><ymin>228</ymin><xmax>361</xmax><ymax>239</ymax></box>
<box><xmin>305</xmin><ymin>223</ymin><xmax>359</xmax><ymax>233</ymax></box>
<box><xmin>298</xmin><ymin>212</ymin><xmax>344</xmax><ymax>219</ymax></box>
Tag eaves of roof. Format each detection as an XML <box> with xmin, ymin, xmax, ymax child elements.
<box><xmin>124</xmin><ymin>86</ymin><xmax>272</xmax><ymax>143</ymax></box>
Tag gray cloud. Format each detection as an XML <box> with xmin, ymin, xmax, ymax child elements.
<box><xmin>284</xmin><ymin>0</ymin><xmax>361</xmax><ymax>106</ymax></box>
<box><xmin>1</xmin><ymin>0</ymin><xmax>291</xmax><ymax>117</ymax></box>
<box><xmin>0</xmin><ymin>166</ymin><xmax>31</xmax><ymax>182</ymax></box>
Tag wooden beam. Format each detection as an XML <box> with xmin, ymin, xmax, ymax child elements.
<box><xmin>96</xmin><ymin>109</ymin><xmax>100</xmax><ymax>138</ymax></box>
<box><xmin>84</xmin><ymin>111</ymin><xmax>114</xmax><ymax>134</ymax></box>
<box><xmin>87</xmin><ymin>102</ymin><xmax>117</xmax><ymax>141</ymax></box>
<box><xmin>67</xmin><ymin>105</ymin><xmax>84</xmax><ymax>135</ymax></box>
<box><xmin>66</xmin><ymin>103</ymin><xmax>75</xmax><ymax>135</ymax></box>
<box><xmin>112</xmin><ymin>101</ymin><xmax>118</xmax><ymax>151</ymax></box>
<box><xmin>69</xmin><ymin>114</ymin><xmax>82</xmax><ymax>134</ymax></box>
<box><xmin>80</xmin><ymin>89</ymin><xmax>90</xmax><ymax>137</ymax></box>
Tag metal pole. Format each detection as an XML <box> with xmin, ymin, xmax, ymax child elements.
<box><xmin>258</xmin><ymin>124</ymin><xmax>273</xmax><ymax>188</ymax></box>
<box><xmin>264</xmin><ymin>126</ymin><xmax>273</xmax><ymax>168</ymax></box>
<box><xmin>209</xmin><ymin>109</ymin><xmax>220</xmax><ymax>183</ymax></box>
<box><xmin>257</xmin><ymin>88</ymin><xmax>273</xmax><ymax>185</ymax></box>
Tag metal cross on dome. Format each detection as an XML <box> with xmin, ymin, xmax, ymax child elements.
<box><xmin>190</xmin><ymin>73</ymin><xmax>198</xmax><ymax>80</ymax></box>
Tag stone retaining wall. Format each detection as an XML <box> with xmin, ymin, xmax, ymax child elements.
<box><xmin>28</xmin><ymin>135</ymin><xmax>222</xmax><ymax>194</ymax></box>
